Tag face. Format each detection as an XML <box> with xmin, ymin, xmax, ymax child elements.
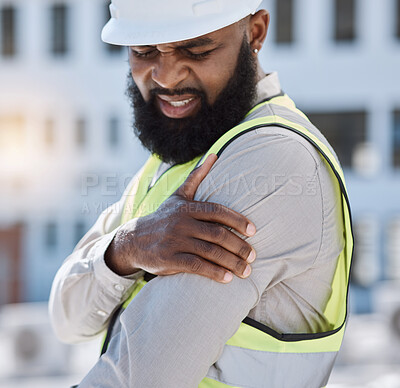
<box><xmin>129</xmin><ymin>23</ymin><xmax>249</xmax><ymax>117</ymax></box>
<box><xmin>127</xmin><ymin>22</ymin><xmax>259</xmax><ymax>164</ymax></box>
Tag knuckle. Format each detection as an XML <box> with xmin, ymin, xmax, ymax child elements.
<box><xmin>234</xmin><ymin>259</ymin><xmax>246</xmax><ymax>274</ymax></box>
<box><xmin>197</xmin><ymin>240</ymin><xmax>213</xmax><ymax>255</ymax></box>
<box><xmin>189</xmin><ymin>258</ymin><xmax>203</xmax><ymax>273</ymax></box>
<box><xmin>171</xmin><ymin>253</ymin><xmax>187</xmax><ymax>271</ymax></box>
<box><xmin>238</xmin><ymin>244</ymin><xmax>251</xmax><ymax>259</ymax></box>
<box><xmin>210</xmin><ymin>225</ymin><xmax>225</xmax><ymax>242</ymax></box>
<box><xmin>199</xmin><ymin>221</ymin><xmax>211</xmax><ymax>236</ymax></box>
<box><xmin>174</xmin><ymin>254</ymin><xmax>188</xmax><ymax>269</ymax></box>
<box><xmin>211</xmin><ymin>246</ymin><xmax>224</xmax><ymax>262</ymax></box>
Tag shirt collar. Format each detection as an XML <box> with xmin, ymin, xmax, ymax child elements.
<box><xmin>255</xmin><ymin>72</ymin><xmax>282</xmax><ymax>104</ymax></box>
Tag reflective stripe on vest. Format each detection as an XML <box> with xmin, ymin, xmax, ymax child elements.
<box><xmin>104</xmin><ymin>93</ymin><xmax>354</xmax><ymax>388</ymax></box>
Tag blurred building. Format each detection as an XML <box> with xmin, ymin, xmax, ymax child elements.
<box><xmin>261</xmin><ymin>0</ymin><xmax>400</xmax><ymax>314</ymax></box>
<box><xmin>0</xmin><ymin>0</ymin><xmax>148</xmax><ymax>302</ymax></box>
<box><xmin>0</xmin><ymin>0</ymin><xmax>399</xmax><ymax>313</ymax></box>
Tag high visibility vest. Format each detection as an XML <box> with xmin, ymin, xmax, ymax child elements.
<box><xmin>102</xmin><ymin>93</ymin><xmax>354</xmax><ymax>388</ymax></box>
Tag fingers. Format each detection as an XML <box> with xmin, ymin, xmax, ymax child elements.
<box><xmin>176</xmin><ymin>154</ymin><xmax>218</xmax><ymax>200</ymax></box>
<box><xmin>189</xmin><ymin>239</ymin><xmax>253</xmax><ymax>279</ymax></box>
<box><xmin>191</xmin><ymin>222</ymin><xmax>256</xmax><ymax>264</ymax></box>
<box><xmin>189</xmin><ymin>201</ymin><xmax>256</xmax><ymax>238</ymax></box>
<box><xmin>175</xmin><ymin>253</ymin><xmax>235</xmax><ymax>284</ymax></box>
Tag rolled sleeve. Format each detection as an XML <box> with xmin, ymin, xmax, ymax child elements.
<box><xmin>49</xmin><ymin>177</ymin><xmax>145</xmax><ymax>343</ymax></box>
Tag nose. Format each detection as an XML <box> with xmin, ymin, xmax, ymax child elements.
<box><xmin>151</xmin><ymin>54</ymin><xmax>189</xmax><ymax>90</ymax></box>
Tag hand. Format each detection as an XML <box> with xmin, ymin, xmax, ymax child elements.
<box><xmin>105</xmin><ymin>154</ymin><xmax>256</xmax><ymax>283</ymax></box>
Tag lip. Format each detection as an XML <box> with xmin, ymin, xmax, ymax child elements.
<box><xmin>156</xmin><ymin>94</ymin><xmax>201</xmax><ymax>119</ymax></box>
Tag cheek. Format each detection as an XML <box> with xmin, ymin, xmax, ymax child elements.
<box><xmin>199</xmin><ymin>65</ymin><xmax>234</xmax><ymax>105</ymax></box>
<box><xmin>130</xmin><ymin>64</ymin><xmax>152</xmax><ymax>101</ymax></box>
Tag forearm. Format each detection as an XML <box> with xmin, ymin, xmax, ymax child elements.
<box><xmin>49</xmin><ymin>227</ymin><xmax>143</xmax><ymax>343</ymax></box>
<box><xmin>49</xmin><ymin>173</ymin><xmax>147</xmax><ymax>343</ymax></box>
<box><xmin>104</xmin><ymin>222</ymin><xmax>142</xmax><ymax>276</ymax></box>
<box><xmin>79</xmin><ymin>273</ymin><xmax>259</xmax><ymax>387</ymax></box>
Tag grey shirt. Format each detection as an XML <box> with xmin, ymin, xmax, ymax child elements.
<box><xmin>49</xmin><ymin>73</ymin><xmax>344</xmax><ymax>387</ymax></box>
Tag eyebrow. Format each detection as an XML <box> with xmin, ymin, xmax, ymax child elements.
<box><xmin>136</xmin><ymin>37</ymin><xmax>219</xmax><ymax>50</ymax></box>
<box><xmin>175</xmin><ymin>37</ymin><xmax>216</xmax><ymax>50</ymax></box>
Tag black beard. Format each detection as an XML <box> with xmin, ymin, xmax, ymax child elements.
<box><xmin>126</xmin><ymin>37</ymin><xmax>258</xmax><ymax>165</ymax></box>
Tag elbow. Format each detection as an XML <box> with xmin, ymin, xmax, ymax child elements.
<box><xmin>48</xmin><ymin>298</ymin><xmax>87</xmax><ymax>344</ymax></box>
<box><xmin>49</xmin><ymin>302</ymin><xmax>103</xmax><ymax>344</ymax></box>
<box><xmin>48</xmin><ymin>285</ymin><xmax>103</xmax><ymax>344</ymax></box>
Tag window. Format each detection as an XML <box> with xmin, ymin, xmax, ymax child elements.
<box><xmin>275</xmin><ymin>0</ymin><xmax>294</xmax><ymax>44</ymax></box>
<box><xmin>108</xmin><ymin>116</ymin><xmax>119</xmax><ymax>147</ymax></box>
<box><xmin>45</xmin><ymin>222</ymin><xmax>57</xmax><ymax>249</ymax></box>
<box><xmin>0</xmin><ymin>249</ymin><xmax>11</xmax><ymax>304</ymax></box>
<box><xmin>306</xmin><ymin>111</ymin><xmax>367</xmax><ymax>167</ymax></box>
<box><xmin>76</xmin><ymin>118</ymin><xmax>86</xmax><ymax>147</ymax></box>
<box><xmin>397</xmin><ymin>0</ymin><xmax>400</xmax><ymax>39</ymax></box>
<box><xmin>50</xmin><ymin>4</ymin><xmax>68</xmax><ymax>55</ymax></box>
<box><xmin>334</xmin><ymin>0</ymin><xmax>356</xmax><ymax>42</ymax></box>
<box><xmin>44</xmin><ymin>118</ymin><xmax>55</xmax><ymax>147</ymax></box>
<box><xmin>1</xmin><ymin>5</ymin><xmax>16</xmax><ymax>57</ymax></box>
<box><xmin>74</xmin><ymin>221</ymin><xmax>86</xmax><ymax>245</ymax></box>
<box><xmin>103</xmin><ymin>1</ymin><xmax>122</xmax><ymax>54</ymax></box>
<box><xmin>393</xmin><ymin>110</ymin><xmax>400</xmax><ymax>168</ymax></box>
<box><xmin>0</xmin><ymin>225</ymin><xmax>23</xmax><ymax>304</ymax></box>
<box><xmin>351</xmin><ymin>218</ymin><xmax>380</xmax><ymax>286</ymax></box>
<box><xmin>386</xmin><ymin>218</ymin><xmax>400</xmax><ymax>280</ymax></box>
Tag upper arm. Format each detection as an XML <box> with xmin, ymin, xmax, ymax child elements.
<box><xmin>196</xmin><ymin>128</ymin><xmax>344</xmax><ymax>334</ymax></box>
<box><xmin>195</xmin><ymin>129</ymin><xmax>324</xmax><ymax>295</ymax></box>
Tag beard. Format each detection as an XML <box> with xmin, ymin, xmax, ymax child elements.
<box><xmin>126</xmin><ymin>37</ymin><xmax>258</xmax><ymax>165</ymax></box>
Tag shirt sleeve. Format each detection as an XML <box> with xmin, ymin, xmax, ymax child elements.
<box><xmin>49</xmin><ymin>175</ymin><xmax>145</xmax><ymax>344</ymax></box>
<box><xmin>78</xmin><ymin>128</ymin><xmax>331</xmax><ymax>387</ymax></box>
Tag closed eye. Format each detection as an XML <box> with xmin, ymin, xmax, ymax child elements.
<box><xmin>130</xmin><ymin>48</ymin><xmax>158</xmax><ymax>59</ymax></box>
<box><xmin>130</xmin><ymin>47</ymin><xmax>216</xmax><ymax>60</ymax></box>
<box><xmin>181</xmin><ymin>48</ymin><xmax>214</xmax><ymax>60</ymax></box>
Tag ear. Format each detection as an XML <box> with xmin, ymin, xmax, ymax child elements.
<box><xmin>248</xmin><ymin>10</ymin><xmax>270</xmax><ymax>52</ymax></box>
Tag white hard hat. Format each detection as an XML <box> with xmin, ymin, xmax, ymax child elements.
<box><xmin>101</xmin><ymin>0</ymin><xmax>263</xmax><ymax>46</ymax></box>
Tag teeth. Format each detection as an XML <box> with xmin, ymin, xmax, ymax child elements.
<box><xmin>168</xmin><ymin>98</ymin><xmax>194</xmax><ymax>107</ymax></box>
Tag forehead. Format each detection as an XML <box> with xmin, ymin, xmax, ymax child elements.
<box><xmin>133</xmin><ymin>21</ymin><xmax>244</xmax><ymax>49</ymax></box>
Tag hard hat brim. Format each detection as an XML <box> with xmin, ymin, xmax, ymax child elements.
<box><xmin>101</xmin><ymin>1</ymin><xmax>263</xmax><ymax>46</ymax></box>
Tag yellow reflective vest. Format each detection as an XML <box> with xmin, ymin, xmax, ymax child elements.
<box><xmin>102</xmin><ymin>93</ymin><xmax>354</xmax><ymax>388</ymax></box>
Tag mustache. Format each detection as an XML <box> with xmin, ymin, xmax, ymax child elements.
<box><xmin>150</xmin><ymin>87</ymin><xmax>205</xmax><ymax>98</ymax></box>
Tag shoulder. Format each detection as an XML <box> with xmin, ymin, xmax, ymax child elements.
<box><xmin>222</xmin><ymin>125</ymin><xmax>323</xmax><ymax>170</ymax></box>
<box><xmin>195</xmin><ymin>125</ymin><xmax>324</xmax><ymax>206</ymax></box>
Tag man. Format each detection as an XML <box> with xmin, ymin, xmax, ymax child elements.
<box><xmin>49</xmin><ymin>1</ymin><xmax>353</xmax><ymax>387</ymax></box>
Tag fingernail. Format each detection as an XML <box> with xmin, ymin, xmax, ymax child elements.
<box><xmin>243</xmin><ymin>265</ymin><xmax>252</xmax><ymax>278</ymax></box>
<box><xmin>246</xmin><ymin>223</ymin><xmax>256</xmax><ymax>236</ymax></box>
<box><xmin>223</xmin><ymin>272</ymin><xmax>233</xmax><ymax>283</ymax></box>
<box><xmin>247</xmin><ymin>250</ymin><xmax>256</xmax><ymax>264</ymax></box>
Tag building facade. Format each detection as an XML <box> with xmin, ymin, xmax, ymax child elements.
<box><xmin>262</xmin><ymin>0</ymin><xmax>400</xmax><ymax>313</ymax></box>
<box><xmin>0</xmin><ymin>0</ymin><xmax>148</xmax><ymax>302</ymax></box>
<box><xmin>0</xmin><ymin>0</ymin><xmax>399</xmax><ymax>311</ymax></box>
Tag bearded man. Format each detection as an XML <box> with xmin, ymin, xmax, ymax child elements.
<box><xmin>49</xmin><ymin>1</ymin><xmax>353</xmax><ymax>387</ymax></box>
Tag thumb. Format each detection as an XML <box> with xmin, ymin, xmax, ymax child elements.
<box><xmin>176</xmin><ymin>154</ymin><xmax>218</xmax><ymax>200</ymax></box>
